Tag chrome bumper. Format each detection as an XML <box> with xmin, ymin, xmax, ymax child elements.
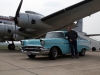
<box><xmin>20</xmin><ymin>47</ymin><xmax>50</xmax><ymax>55</ymax></box>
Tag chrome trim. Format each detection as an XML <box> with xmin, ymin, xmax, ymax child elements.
<box><xmin>21</xmin><ymin>47</ymin><xmax>50</xmax><ymax>55</ymax></box>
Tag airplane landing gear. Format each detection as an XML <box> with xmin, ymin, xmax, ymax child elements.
<box><xmin>7</xmin><ymin>41</ymin><xmax>15</xmax><ymax>50</ymax></box>
<box><xmin>8</xmin><ymin>44</ymin><xmax>15</xmax><ymax>50</ymax></box>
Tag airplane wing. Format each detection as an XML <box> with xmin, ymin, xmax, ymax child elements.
<box><xmin>85</xmin><ymin>34</ymin><xmax>100</xmax><ymax>37</ymax></box>
<box><xmin>41</xmin><ymin>0</ymin><xmax>100</xmax><ymax>27</ymax></box>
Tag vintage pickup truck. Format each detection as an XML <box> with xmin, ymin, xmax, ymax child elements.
<box><xmin>20</xmin><ymin>31</ymin><xmax>90</xmax><ymax>59</ymax></box>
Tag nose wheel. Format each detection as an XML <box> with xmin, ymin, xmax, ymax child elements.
<box><xmin>8</xmin><ymin>44</ymin><xmax>15</xmax><ymax>50</ymax></box>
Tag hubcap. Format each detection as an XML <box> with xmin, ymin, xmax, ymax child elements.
<box><xmin>53</xmin><ymin>49</ymin><xmax>57</xmax><ymax>57</ymax></box>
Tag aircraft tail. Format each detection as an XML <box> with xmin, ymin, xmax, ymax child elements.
<box><xmin>74</xmin><ymin>19</ymin><xmax>83</xmax><ymax>32</ymax></box>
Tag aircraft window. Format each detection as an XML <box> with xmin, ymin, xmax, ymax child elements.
<box><xmin>8</xmin><ymin>29</ymin><xmax>11</xmax><ymax>33</ymax></box>
<box><xmin>6</xmin><ymin>17</ymin><xmax>7</xmax><ymax>18</ymax></box>
<box><xmin>0</xmin><ymin>21</ymin><xmax>2</xmax><ymax>23</ymax></box>
<box><xmin>31</xmin><ymin>19</ymin><xmax>36</xmax><ymax>24</ymax></box>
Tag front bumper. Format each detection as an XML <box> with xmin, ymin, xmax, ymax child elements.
<box><xmin>20</xmin><ymin>47</ymin><xmax>50</xmax><ymax>55</ymax></box>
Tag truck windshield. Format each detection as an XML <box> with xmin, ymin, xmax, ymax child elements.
<box><xmin>45</xmin><ymin>32</ymin><xmax>64</xmax><ymax>38</ymax></box>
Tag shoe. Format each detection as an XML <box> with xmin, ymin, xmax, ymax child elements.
<box><xmin>75</xmin><ymin>55</ymin><xmax>79</xmax><ymax>59</ymax></box>
<box><xmin>71</xmin><ymin>56</ymin><xmax>74</xmax><ymax>59</ymax></box>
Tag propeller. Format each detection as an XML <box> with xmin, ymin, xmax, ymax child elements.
<box><xmin>14</xmin><ymin>0</ymin><xmax>23</xmax><ymax>40</ymax></box>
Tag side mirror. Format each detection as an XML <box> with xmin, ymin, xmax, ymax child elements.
<box><xmin>65</xmin><ymin>37</ymin><xmax>68</xmax><ymax>39</ymax></box>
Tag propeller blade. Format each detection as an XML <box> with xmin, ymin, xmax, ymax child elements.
<box><xmin>14</xmin><ymin>0</ymin><xmax>23</xmax><ymax>25</ymax></box>
<box><xmin>14</xmin><ymin>0</ymin><xmax>23</xmax><ymax>40</ymax></box>
<box><xmin>14</xmin><ymin>25</ymin><xmax>16</xmax><ymax>40</ymax></box>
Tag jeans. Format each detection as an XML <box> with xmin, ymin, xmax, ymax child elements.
<box><xmin>69</xmin><ymin>40</ymin><xmax>78</xmax><ymax>56</ymax></box>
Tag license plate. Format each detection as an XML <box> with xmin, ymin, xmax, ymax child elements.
<box><xmin>27</xmin><ymin>52</ymin><xmax>31</xmax><ymax>55</ymax></box>
<box><xmin>25</xmin><ymin>48</ymin><xmax>34</xmax><ymax>49</ymax></box>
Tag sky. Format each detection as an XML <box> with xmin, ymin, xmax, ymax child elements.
<box><xmin>0</xmin><ymin>0</ymin><xmax>100</xmax><ymax>40</ymax></box>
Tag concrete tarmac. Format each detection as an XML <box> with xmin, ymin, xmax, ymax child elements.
<box><xmin>0</xmin><ymin>49</ymin><xmax>100</xmax><ymax>75</ymax></box>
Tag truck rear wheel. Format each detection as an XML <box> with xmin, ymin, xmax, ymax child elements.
<box><xmin>49</xmin><ymin>47</ymin><xmax>58</xmax><ymax>60</ymax></box>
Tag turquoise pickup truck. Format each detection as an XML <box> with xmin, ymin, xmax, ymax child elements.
<box><xmin>20</xmin><ymin>31</ymin><xmax>90</xmax><ymax>59</ymax></box>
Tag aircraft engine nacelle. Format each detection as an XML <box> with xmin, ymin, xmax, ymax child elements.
<box><xmin>18</xmin><ymin>12</ymin><xmax>43</xmax><ymax>29</ymax></box>
<box><xmin>13</xmin><ymin>34</ymin><xmax>24</xmax><ymax>41</ymax></box>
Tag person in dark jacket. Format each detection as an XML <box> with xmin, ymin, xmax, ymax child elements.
<box><xmin>66</xmin><ymin>26</ymin><xmax>79</xmax><ymax>59</ymax></box>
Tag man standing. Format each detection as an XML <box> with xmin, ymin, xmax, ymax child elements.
<box><xmin>66</xmin><ymin>26</ymin><xmax>79</xmax><ymax>59</ymax></box>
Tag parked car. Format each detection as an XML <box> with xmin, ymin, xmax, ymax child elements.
<box><xmin>20</xmin><ymin>31</ymin><xmax>90</xmax><ymax>59</ymax></box>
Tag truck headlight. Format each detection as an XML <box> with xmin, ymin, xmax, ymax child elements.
<box><xmin>40</xmin><ymin>39</ymin><xmax>45</xmax><ymax>46</ymax></box>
